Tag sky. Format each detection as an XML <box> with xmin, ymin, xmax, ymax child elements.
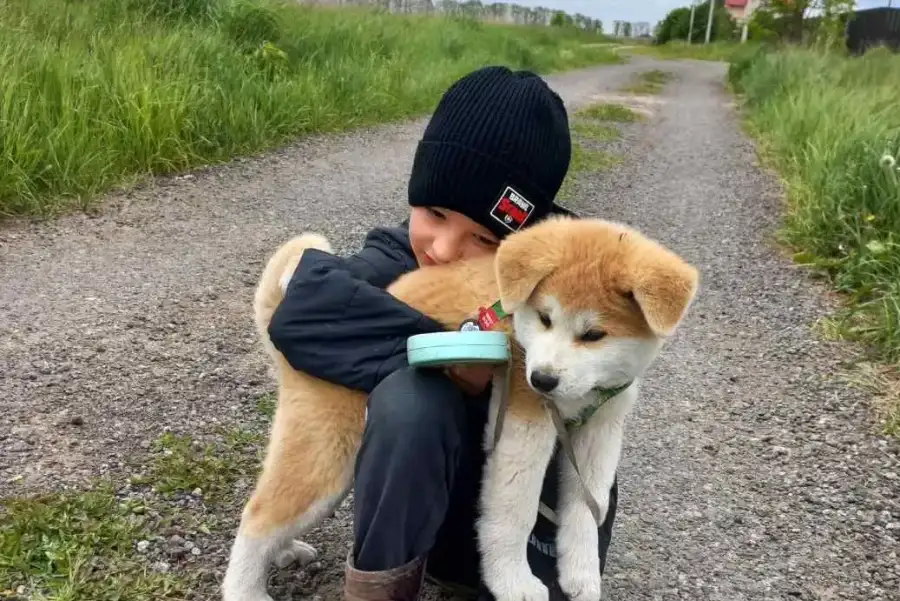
<box><xmin>504</xmin><ymin>0</ymin><xmax>895</xmax><ymax>26</ymax></box>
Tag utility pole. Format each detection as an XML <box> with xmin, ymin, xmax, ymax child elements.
<box><xmin>741</xmin><ymin>0</ymin><xmax>753</xmax><ymax>43</ymax></box>
<box><xmin>688</xmin><ymin>3</ymin><xmax>696</xmax><ymax>43</ymax></box>
<box><xmin>704</xmin><ymin>0</ymin><xmax>715</xmax><ymax>44</ymax></box>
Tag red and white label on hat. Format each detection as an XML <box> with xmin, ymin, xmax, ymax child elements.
<box><xmin>490</xmin><ymin>186</ymin><xmax>535</xmax><ymax>233</ymax></box>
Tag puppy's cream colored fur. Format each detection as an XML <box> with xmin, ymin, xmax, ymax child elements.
<box><xmin>222</xmin><ymin>217</ymin><xmax>699</xmax><ymax>601</ymax></box>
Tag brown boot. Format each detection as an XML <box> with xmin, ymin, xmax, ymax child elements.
<box><xmin>342</xmin><ymin>551</ymin><xmax>427</xmax><ymax>601</ymax></box>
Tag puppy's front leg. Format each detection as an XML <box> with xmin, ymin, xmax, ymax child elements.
<box><xmin>557</xmin><ymin>390</ymin><xmax>634</xmax><ymax>601</ymax></box>
<box><xmin>478</xmin><ymin>408</ymin><xmax>557</xmax><ymax>601</ymax></box>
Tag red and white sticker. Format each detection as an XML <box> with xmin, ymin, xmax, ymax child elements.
<box><xmin>490</xmin><ymin>186</ymin><xmax>534</xmax><ymax>233</ymax></box>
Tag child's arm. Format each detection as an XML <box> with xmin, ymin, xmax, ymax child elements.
<box><xmin>267</xmin><ymin>226</ymin><xmax>446</xmax><ymax>394</ymax></box>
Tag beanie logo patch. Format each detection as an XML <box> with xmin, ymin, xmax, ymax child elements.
<box><xmin>490</xmin><ymin>186</ymin><xmax>534</xmax><ymax>233</ymax></box>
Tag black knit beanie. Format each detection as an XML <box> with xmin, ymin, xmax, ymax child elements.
<box><xmin>408</xmin><ymin>65</ymin><xmax>576</xmax><ymax>240</ymax></box>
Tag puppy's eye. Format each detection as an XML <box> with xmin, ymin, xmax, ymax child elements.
<box><xmin>538</xmin><ymin>312</ymin><xmax>552</xmax><ymax>328</ymax></box>
<box><xmin>579</xmin><ymin>329</ymin><xmax>606</xmax><ymax>342</ymax></box>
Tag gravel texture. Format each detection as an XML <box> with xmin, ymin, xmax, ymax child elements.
<box><xmin>1</xmin><ymin>56</ymin><xmax>898</xmax><ymax>601</ymax></box>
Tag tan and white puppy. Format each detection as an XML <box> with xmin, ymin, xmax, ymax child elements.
<box><xmin>222</xmin><ymin>216</ymin><xmax>699</xmax><ymax>601</ymax></box>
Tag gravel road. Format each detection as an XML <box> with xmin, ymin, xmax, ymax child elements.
<box><xmin>1</xmin><ymin>56</ymin><xmax>898</xmax><ymax>600</ymax></box>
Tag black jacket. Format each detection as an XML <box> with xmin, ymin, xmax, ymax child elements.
<box><xmin>269</xmin><ymin>221</ymin><xmax>446</xmax><ymax>393</ymax></box>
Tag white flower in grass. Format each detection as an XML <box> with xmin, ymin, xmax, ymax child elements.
<box><xmin>880</xmin><ymin>153</ymin><xmax>896</xmax><ymax>169</ymax></box>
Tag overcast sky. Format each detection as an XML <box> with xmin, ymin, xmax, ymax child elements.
<box><xmin>505</xmin><ymin>0</ymin><xmax>894</xmax><ymax>26</ymax></box>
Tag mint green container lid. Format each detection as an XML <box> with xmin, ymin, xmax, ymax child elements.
<box><xmin>407</xmin><ymin>331</ymin><xmax>509</xmax><ymax>367</ymax></box>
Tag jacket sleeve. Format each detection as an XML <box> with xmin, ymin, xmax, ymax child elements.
<box><xmin>267</xmin><ymin>233</ymin><xmax>446</xmax><ymax>394</ymax></box>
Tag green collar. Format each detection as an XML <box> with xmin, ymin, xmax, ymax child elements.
<box><xmin>565</xmin><ymin>381</ymin><xmax>632</xmax><ymax>430</ymax></box>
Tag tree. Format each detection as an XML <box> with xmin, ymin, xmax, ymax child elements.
<box><xmin>757</xmin><ymin>0</ymin><xmax>855</xmax><ymax>43</ymax></box>
<box><xmin>551</xmin><ymin>10</ymin><xmax>574</xmax><ymax>27</ymax></box>
<box><xmin>654</xmin><ymin>1</ymin><xmax>737</xmax><ymax>45</ymax></box>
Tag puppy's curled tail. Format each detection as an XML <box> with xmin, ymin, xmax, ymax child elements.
<box><xmin>253</xmin><ymin>233</ymin><xmax>333</xmax><ymax>358</ymax></box>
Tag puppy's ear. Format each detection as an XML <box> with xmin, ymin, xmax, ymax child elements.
<box><xmin>628</xmin><ymin>245</ymin><xmax>699</xmax><ymax>337</ymax></box>
<box><xmin>494</xmin><ymin>219</ymin><xmax>566</xmax><ymax>312</ymax></box>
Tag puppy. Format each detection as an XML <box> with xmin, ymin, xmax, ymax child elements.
<box><xmin>222</xmin><ymin>216</ymin><xmax>699</xmax><ymax>601</ymax></box>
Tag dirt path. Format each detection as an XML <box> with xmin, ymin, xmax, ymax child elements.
<box><xmin>2</xmin><ymin>57</ymin><xmax>898</xmax><ymax>600</ymax></box>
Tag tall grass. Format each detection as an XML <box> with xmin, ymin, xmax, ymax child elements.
<box><xmin>728</xmin><ymin>47</ymin><xmax>900</xmax><ymax>369</ymax></box>
<box><xmin>0</xmin><ymin>0</ymin><xmax>620</xmax><ymax>217</ymax></box>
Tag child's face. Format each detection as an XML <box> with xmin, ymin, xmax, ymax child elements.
<box><xmin>409</xmin><ymin>206</ymin><xmax>500</xmax><ymax>267</ymax></box>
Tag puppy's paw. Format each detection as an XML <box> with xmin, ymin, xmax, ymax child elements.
<box><xmin>489</xmin><ymin>573</ymin><xmax>549</xmax><ymax>601</ymax></box>
<box><xmin>559</xmin><ymin>570</ymin><xmax>602</xmax><ymax>601</ymax></box>
<box><xmin>274</xmin><ymin>539</ymin><xmax>318</xmax><ymax>569</ymax></box>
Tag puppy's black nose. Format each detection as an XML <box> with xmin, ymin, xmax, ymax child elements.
<box><xmin>530</xmin><ymin>371</ymin><xmax>559</xmax><ymax>393</ymax></box>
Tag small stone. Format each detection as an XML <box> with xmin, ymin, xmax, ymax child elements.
<box><xmin>307</xmin><ymin>562</ymin><xmax>323</xmax><ymax>575</ymax></box>
<box><xmin>136</xmin><ymin>540</ymin><xmax>150</xmax><ymax>553</ymax></box>
<box><xmin>169</xmin><ymin>534</ymin><xmax>186</xmax><ymax>547</ymax></box>
<box><xmin>192</xmin><ymin>487</ymin><xmax>203</xmax><ymax>496</ymax></box>
<box><xmin>191</xmin><ymin>546</ymin><xmax>202</xmax><ymax>556</ymax></box>
<box><xmin>151</xmin><ymin>561</ymin><xmax>170</xmax><ymax>573</ymax></box>
<box><xmin>886</xmin><ymin>522</ymin><xmax>899</xmax><ymax>530</ymax></box>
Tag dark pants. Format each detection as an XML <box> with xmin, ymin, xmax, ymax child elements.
<box><xmin>352</xmin><ymin>366</ymin><xmax>617</xmax><ymax>597</ymax></box>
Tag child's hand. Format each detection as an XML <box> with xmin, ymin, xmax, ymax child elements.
<box><xmin>446</xmin><ymin>364</ymin><xmax>496</xmax><ymax>396</ymax></box>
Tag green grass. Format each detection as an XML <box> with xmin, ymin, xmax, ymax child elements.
<box><xmin>255</xmin><ymin>392</ymin><xmax>276</xmax><ymax>418</ymax></box>
<box><xmin>620</xmin><ymin>69</ymin><xmax>674</xmax><ymax>95</ymax></box>
<box><xmin>574</xmin><ymin>102</ymin><xmax>645</xmax><ymax>123</ymax></box>
<box><xmin>1</xmin><ymin>426</ymin><xmax>267</xmax><ymax>599</ymax></box>
<box><xmin>728</xmin><ymin>46</ymin><xmax>900</xmax><ymax>436</ymax></box>
<box><xmin>137</xmin><ymin>429</ymin><xmax>265</xmax><ymax>503</ymax></box>
<box><xmin>0</xmin><ymin>485</ymin><xmax>189</xmax><ymax>600</ymax></box>
<box><xmin>572</xmin><ymin>121</ymin><xmax>621</xmax><ymax>142</ymax></box>
<box><xmin>0</xmin><ymin>0</ymin><xmax>621</xmax><ymax>218</ymax></box>
<box><xmin>630</xmin><ymin>40</ymin><xmax>755</xmax><ymax>62</ymax></box>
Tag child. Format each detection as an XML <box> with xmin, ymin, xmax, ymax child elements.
<box><xmin>268</xmin><ymin>66</ymin><xmax>618</xmax><ymax>601</ymax></box>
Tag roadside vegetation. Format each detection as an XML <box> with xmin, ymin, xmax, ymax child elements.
<box><xmin>728</xmin><ymin>45</ymin><xmax>900</xmax><ymax>436</ymax></box>
<box><xmin>630</xmin><ymin>40</ymin><xmax>755</xmax><ymax>62</ymax></box>
<box><xmin>619</xmin><ymin>69</ymin><xmax>675</xmax><ymax>95</ymax></box>
<box><xmin>0</xmin><ymin>400</ymin><xmax>275</xmax><ymax>600</ymax></box>
<box><xmin>0</xmin><ymin>0</ymin><xmax>619</xmax><ymax>218</ymax></box>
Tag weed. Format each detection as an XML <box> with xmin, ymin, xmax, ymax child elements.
<box><xmin>575</xmin><ymin>102</ymin><xmax>645</xmax><ymax>123</ymax></box>
<box><xmin>1</xmin><ymin>424</ymin><xmax>270</xmax><ymax>598</ymax></box>
<box><xmin>255</xmin><ymin>392</ymin><xmax>276</xmax><ymax>418</ymax></box>
<box><xmin>572</xmin><ymin>121</ymin><xmax>621</xmax><ymax>142</ymax></box>
<box><xmin>141</xmin><ymin>429</ymin><xmax>264</xmax><ymax>502</ymax></box>
<box><xmin>620</xmin><ymin>69</ymin><xmax>674</xmax><ymax>95</ymax></box>
<box><xmin>0</xmin><ymin>483</ymin><xmax>190</xmax><ymax>600</ymax></box>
